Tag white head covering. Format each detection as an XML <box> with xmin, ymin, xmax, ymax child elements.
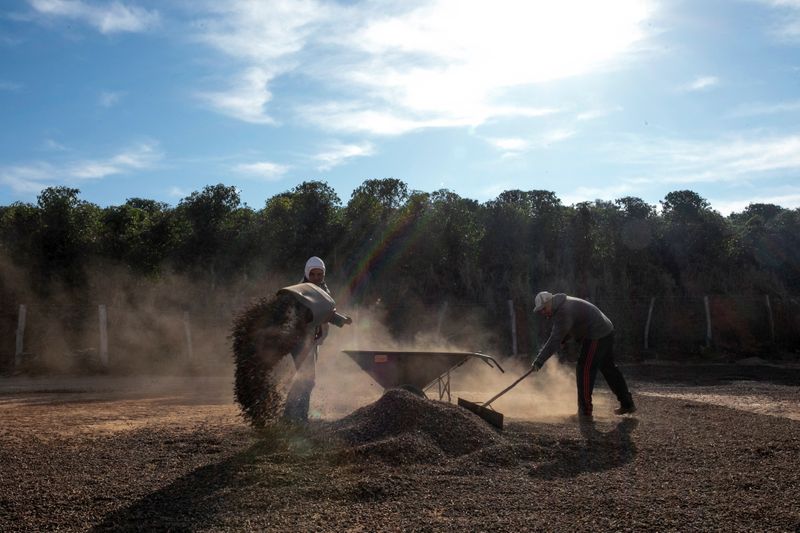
<box><xmin>534</xmin><ymin>291</ymin><xmax>553</xmax><ymax>312</ymax></box>
<box><xmin>304</xmin><ymin>256</ymin><xmax>326</xmax><ymax>279</ymax></box>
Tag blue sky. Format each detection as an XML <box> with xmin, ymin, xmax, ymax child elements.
<box><xmin>2</xmin><ymin>0</ymin><xmax>800</xmax><ymax>214</ymax></box>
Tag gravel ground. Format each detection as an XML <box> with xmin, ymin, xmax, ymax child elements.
<box><xmin>1</xmin><ymin>363</ymin><xmax>799</xmax><ymax>532</ymax></box>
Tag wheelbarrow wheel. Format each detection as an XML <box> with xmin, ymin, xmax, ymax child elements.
<box><xmin>397</xmin><ymin>384</ymin><xmax>427</xmax><ymax>398</ymax></box>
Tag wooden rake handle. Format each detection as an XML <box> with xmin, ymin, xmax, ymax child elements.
<box><xmin>482</xmin><ymin>367</ymin><xmax>536</xmax><ymax>408</ymax></box>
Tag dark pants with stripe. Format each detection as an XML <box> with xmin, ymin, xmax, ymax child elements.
<box><xmin>576</xmin><ymin>332</ymin><xmax>633</xmax><ymax>415</ymax></box>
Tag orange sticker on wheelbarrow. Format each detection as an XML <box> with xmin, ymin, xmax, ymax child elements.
<box><xmin>374</xmin><ymin>354</ymin><xmax>388</xmax><ymax>363</ymax></box>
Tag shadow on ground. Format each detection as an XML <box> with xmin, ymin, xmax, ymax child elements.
<box><xmin>91</xmin><ymin>417</ymin><xmax>640</xmax><ymax>529</ymax></box>
<box><xmin>527</xmin><ymin>418</ymin><xmax>639</xmax><ymax>479</ymax></box>
<box><xmin>89</xmin><ymin>426</ymin><xmax>311</xmax><ymax>532</ymax></box>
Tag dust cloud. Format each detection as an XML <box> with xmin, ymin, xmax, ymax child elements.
<box><xmin>2</xmin><ymin>255</ymin><xmax>601</xmax><ymax>422</ymax></box>
<box><xmin>450</xmin><ymin>357</ymin><xmax>611</xmax><ymax>421</ymax></box>
<box><xmin>0</xmin><ymin>255</ymin><xmax>284</xmax><ymax>378</ymax></box>
<box><xmin>311</xmin><ymin>303</ymin><xmax>597</xmax><ymax>422</ymax></box>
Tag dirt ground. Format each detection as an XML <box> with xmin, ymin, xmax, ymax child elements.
<box><xmin>1</xmin><ymin>362</ymin><xmax>799</xmax><ymax>532</ymax></box>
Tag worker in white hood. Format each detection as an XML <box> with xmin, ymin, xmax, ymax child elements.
<box><xmin>283</xmin><ymin>256</ymin><xmax>352</xmax><ymax>423</ymax></box>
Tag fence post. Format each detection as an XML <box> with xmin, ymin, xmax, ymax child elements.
<box><xmin>15</xmin><ymin>304</ymin><xmax>26</xmax><ymax>368</ymax></box>
<box><xmin>98</xmin><ymin>305</ymin><xmax>109</xmax><ymax>367</ymax></box>
<box><xmin>644</xmin><ymin>297</ymin><xmax>655</xmax><ymax>351</ymax></box>
<box><xmin>765</xmin><ymin>294</ymin><xmax>775</xmax><ymax>344</ymax></box>
<box><xmin>704</xmin><ymin>295</ymin><xmax>712</xmax><ymax>348</ymax></box>
<box><xmin>183</xmin><ymin>311</ymin><xmax>194</xmax><ymax>361</ymax></box>
<box><xmin>508</xmin><ymin>299</ymin><xmax>518</xmax><ymax>356</ymax></box>
<box><xmin>437</xmin><ymin>301</ymin><xmax>449</xmax><ymax>339</ymax></box>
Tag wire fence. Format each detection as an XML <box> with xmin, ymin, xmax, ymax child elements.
<box><xmin>1</xmin><ymin>294</ymin><xmax>799</xmax><ymax>373</ymax></box>
<box><xmin>516</xmin><ymin>295</ymin><xmax>800</xmax><ymax>362</ymax></box>
<box><xmin>0</xmin><ymin>301</ymin><xmax>236</xmax><ymax>374</ymax></box>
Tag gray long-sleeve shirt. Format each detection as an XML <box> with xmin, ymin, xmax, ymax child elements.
<box><xmin>534</xmin><ymin>293</ymin><xmax>614</xmax><ymax>366</ymax></box>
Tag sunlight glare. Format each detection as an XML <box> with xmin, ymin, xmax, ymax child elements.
<box><xmin>352</xmin><ymin>0</ymin><xmax>654</xmax><ymax>117</ymax></box>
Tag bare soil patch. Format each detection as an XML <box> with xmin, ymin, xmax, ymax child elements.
<box><xmin>1</xmin><ymin>364</ymin><xmax>799</xmax><ymax>532</ymax></box>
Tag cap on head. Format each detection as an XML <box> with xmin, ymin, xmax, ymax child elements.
<box><xmin>534</xmin><ymin>291</ymin><xmax>553</xmax><ymax>312</ymax></box>
<box><xmin>304</xmin><ymin>256</ymin><xmax>326</xmax><ymax>280</ymax></box>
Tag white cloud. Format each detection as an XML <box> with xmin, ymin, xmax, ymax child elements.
<box><xmin>0</xmin><ymin>81</ymin><xmax>22</xmax><ymax>91</ymax></box>
<box><xmin>313</xmin><ymin>141</ymin><xmax>375</xmax><ymax>170</ymax></box>
<box><xmin>484</xmin><ymin>128</ymin><xmax>576</xmax><ymax>157</ymax></box>
<box><xmin>576</xmin><ymin>106</ymin><xmax>622</xmax><ymax>121</ymax></box>
<box><xmin>233</xmin><ymin>161</ymin><xmax>290</xmax><ymax>181</ymax></box>
<box><xmin>325</xmin><ymin>0</ymin><xmax>653</xmax><ymax>133</ymax></box>
<box><xmin>478</xmin><ymin>182</ymin><xmax>514</xmax><ymax>200</ymax></box>
<box><xmin>43</xmin><ymin>139</ymin><xmax>67</xmax><ymax>151</ymax></box>
<box><xmin>540</xmin><ymin>128</ymin><xmax>576</xmax><ymax>146</ymax></box>
<box><xmin>167</xmin><ymin>186</ymin><xmax>189</xmax><ymax>198</ymax></box>
<box><xmin>679</xmin><ymin>75</ymin><xmax>719</xmax><ymax>92</ymax></box>
<box><xmin>299</xmin><ymin>104</ymin><xmax>460</xmax><ymax>136</ymax></box>
<box><xmin>778</xmin><ymin>19</ymin><xmax>800</xmax><ymax>39</ymax></box>
<box><xmin>28</xmin><ymin>0</ymin><xmax>160</xmax><ymax>34</ymax></box>
<box><xmin>487</xmin><ymin>137</ymin><xmax>530</xmax><ymax>152</ymax></box>
<box><xmin>744</xmin><ymin>0</ymin><xmax>800</xmax><ymax>44</ymax></box>
<box><xmin>0</xmin><ymin>162</ymin><xmax>57</xmax><ymax>194</ymax></box>
<box><xmin>1</xmin><ymin>35</ymin><xmax>24</xmax><ymax>47</ymax></box>
<box><xmin>608</xmin><ymin>133</ymin><xmax>800</xmax><ymax>185</ymax></box>
<box><xmin>197</xmin><ymin>67</ymin><xmax>275</xmax><ymax>124</ymax></box>
<box><xmin>99</xmin><ymin>91</ymin><xmax>123</xmax><ymax>108</ymax></box>
<box><xmin>78</xmin><ymin>142</ymin><xmax>160</xmax><ymax>176</ymax></box>
<box><xmin>0</xmin><ymin>142</ymin><xmax>162</xmax><ymax>193</ymax></box>
<box><xmin>299</xmin><ymin>102</ymin><xmax>558</xmax><ymax>136</ymax></box>
<box><xmin>728</xmin><ymin>99</ymin><xmax>800</xmax><ymax>118</ymax></box>
<box><xmin>752</xmin><ymin>0</ymin><xmax>800</xmax><ymax>40</ymax></box>
<box><xmin>560</xmin><ymin>183</ymin><xmax>636</xmax><ymax>206</ymax></box>
<box><xmin>710</xmin><ymin>187</ymin><xmax>800</xmax><ymax>215</ymax></box>
<box><xmin>69</xmin><ymin>142</ymin><xmax>160</xmax><ymax>178</ymax></box>
<box><xmin>192</xmin><ymin>0</ymin><xmax>655</xmax><ymax>133</ymax></box>
<box><xmin>194</xmin><ymin>0</ymin><xmax>328</xmax><ymax>63</ymax></box>
<box><xmin>192</xmin><ymin>1</ymin><xmax>329</xmax><ymax>124</ymax></box>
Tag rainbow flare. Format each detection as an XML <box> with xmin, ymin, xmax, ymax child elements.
<box><xmin>340</xmin><ymin>206</ymin><xmax>432</xmax><ymax>306</ymax></box>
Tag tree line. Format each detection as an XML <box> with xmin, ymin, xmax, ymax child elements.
<box><xmin>1</xmin><ymin>179</ymin><xmax>799</xmax><ymax>356</ymax></box>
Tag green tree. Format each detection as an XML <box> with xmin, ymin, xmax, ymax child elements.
<box><xmin>427</xmin><ymin>189</ymin><xmax>483</xmax><ymax>297</ymax></box>
<box><xmin>730</xmin><ymin>204</ymin><xmax>799</xmax><ymax>293</ymax></box>
<box><xmin>36</xmin><ymin>187</ymin><xmax>101</xmax><ymax>287</ymax></box>
<box><xmin>612</xmin><ymin>196</ymin><xmax>664</xmax><ymax>296</ymax></box>
<box><xmin>660</xmin><ymin>190</ymin><xmax>731</xmax><ymax>292</ymax></box>
<box><xmin>337</xmin><ymin>179</ymin><xmax>410</xmax><ymax>297</ymax></box>
<box><xmin>729</xmin><ymin>203</ymin><xmax>784</xmax><ymax>226</ymax></box>
<box><xmin>260</xmin><ymin>181</ymin><xmax>342</xmax><ymax>272</ymax></box>
<box><xmin>563</xmin><ymin>201</ymin><xmax>600</xmax><ymax>296</ymax></box>
<box><xmin>98</xmin><ymin>199</ymin><xmax>176</xmax><ymax>276</ymax></box>
<box><xmin>480</xmin><ymin>189</ymin><xmax>563</xmax><ymax>297</ymax></box>
<box><xmin>0</xmin><ymin>202</ymin><xmax>41</xmax><ymax>271</ymax></box>
<box><xmin>173</xmin><ymin>184</ymin><xmax>245</xmax><ymax>282</ymax></box>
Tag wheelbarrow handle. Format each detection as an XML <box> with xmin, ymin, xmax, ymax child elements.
<box><xmin>482</xmin><ymin>367</ymin><xmax>536</xmax><ymax>408</ymax></box>
<box><xmin>474</xmin><ymin>352</ymin><xmax>505</xmax><ymax>373</ymax></box>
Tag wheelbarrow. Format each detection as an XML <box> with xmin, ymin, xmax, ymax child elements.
<box><xmin>342</xmin><ymin>350</ymin><xmax>504</xmax><ymax>402</ymax></box>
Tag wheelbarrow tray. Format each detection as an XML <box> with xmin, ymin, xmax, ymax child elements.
<box><xmin>342</xmin><ymin>350</ymin><xmax>501</xmax><ymax>393</ymax></box>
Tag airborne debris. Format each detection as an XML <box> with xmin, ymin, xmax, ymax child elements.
<box><xmin>231</xmin><ymin>292</ymin><xmax>311</xmax><ymax>426</ymax></box>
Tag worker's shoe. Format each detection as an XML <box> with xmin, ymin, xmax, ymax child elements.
<box><xmin>614</xmin><ymin>401</ymin><xmax>637</xmax><ymax>415</ymax></box>
<box><xmin>614</xmin><ymin>393</ymin><xmax>636</xmax><ymax>415</ymax></box>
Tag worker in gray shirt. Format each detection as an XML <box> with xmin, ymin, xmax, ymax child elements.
<box><xmin>531</xmin><ymin>291</ymin><xmax>636</xmax><ymax>417</ymax></box>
